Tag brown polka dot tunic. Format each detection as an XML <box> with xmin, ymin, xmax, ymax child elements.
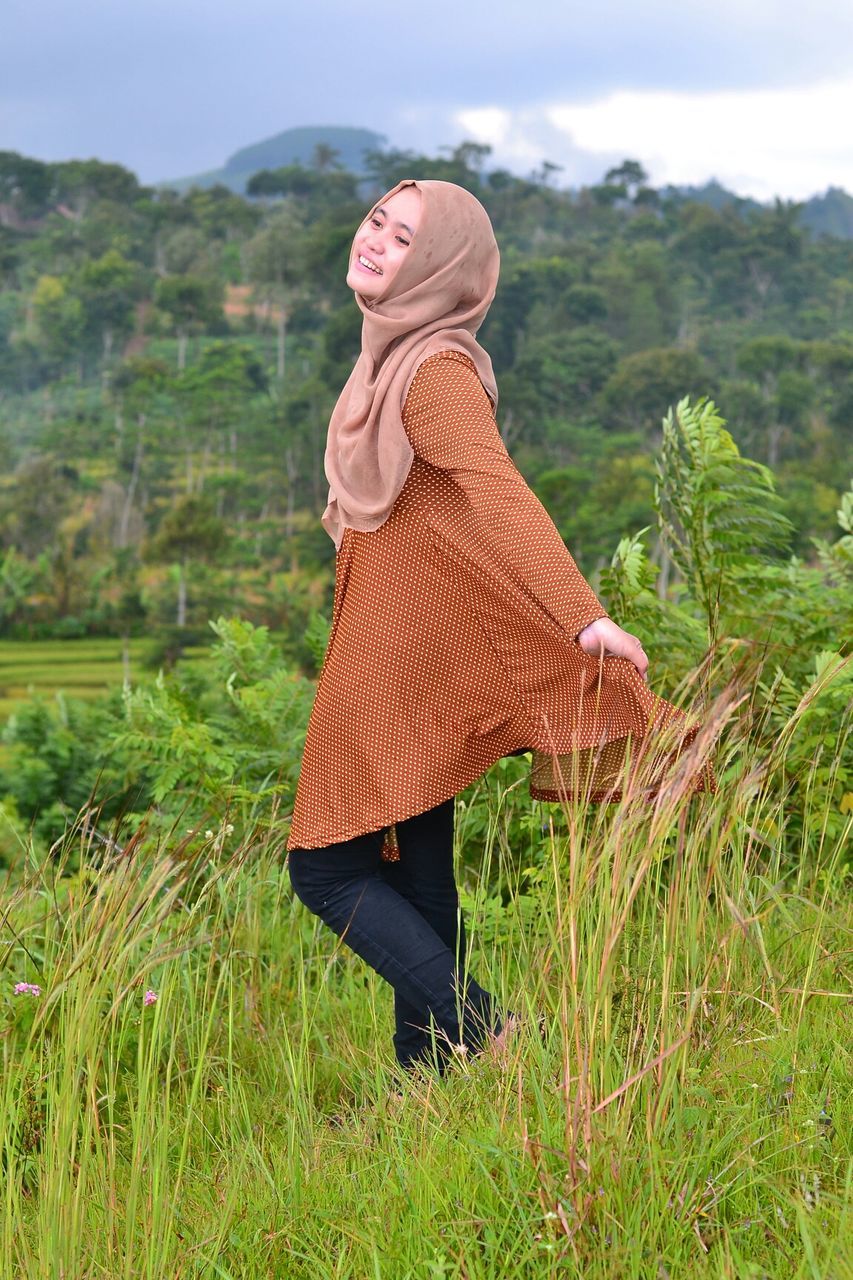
<box><xmin>287</xmin><ymin>350</ymin><xmax>712</xmax><ymax>854</ymax></box>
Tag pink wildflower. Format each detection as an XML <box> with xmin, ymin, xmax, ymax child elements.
<box><xmin>14</xmin><ymin>982</ymin><xmax>41</xmax><ymax>997</ymax></box>
<box><xmin>143</xmin><ymin>989</ymin><xmax>158</xmax><ymax>1006</ymax></box>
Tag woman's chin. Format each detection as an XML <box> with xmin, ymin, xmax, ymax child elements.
<box><xmin>347</xmin><ymin>266</ymin><xmax>384</xmax><ymax>298</ymax></box>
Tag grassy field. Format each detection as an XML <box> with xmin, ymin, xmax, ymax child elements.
<box><xmin>1</xmin><ymin>701</ymin><xmax>850</xmax><ymax>1279</ymax></box>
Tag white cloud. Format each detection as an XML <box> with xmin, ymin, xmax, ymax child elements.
<box><xmin>454</xmin><ymin>106</ymin><xmax>604</xmax><ymax>183</ymax></box>
<box><xmin>456</xmin><ymin>79</ymin><xmax>853</xmax><ymax>201</ymax></box>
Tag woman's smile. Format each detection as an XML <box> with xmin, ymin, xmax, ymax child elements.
<box><xmin>354</xmin><ymin>252</ymin><xmax>383</xmax><ymax>276</ymax></box>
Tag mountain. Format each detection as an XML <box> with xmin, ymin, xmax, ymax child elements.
<box><xmin>801</xmin><ymin>186</ymin><xmax>853</xmax><ymax>238</ymax></box>
<box><xmin>158</xmin><ymin>125</ymin><xmax>386</xmax><ymax>194</ymax></box>
<box><xmin>660</xmin><ymin>178</ymin><xmax>764</xmax><ymax>215</ymax></box>
<box><xmin>661</xmin><ymin>178</ymin><xmax>853</xmax><ymax>238</ymax></box>
<box><xmin>158</xmin><ymin>127</ymin><xmax>853</xmax><ymax>239</ymax></box>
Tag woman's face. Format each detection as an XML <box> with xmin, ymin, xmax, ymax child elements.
<box><xmin>346</xmin><ymin>186</ymin><xmax>422</xmax><ymax>300</ymax></box>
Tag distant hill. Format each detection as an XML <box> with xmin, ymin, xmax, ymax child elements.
<box><xmin>158</xmin><ymin>125</ymin><xmax>386</xmax><ymax>195</ymax></box>
<box><xmin>801</xmin><ymin>186</ymin><xmax>853</xmax><ymax>238</ymax></box>
<box><xmin>661</xmin><ymin>178</ymin><xmax>853</xmax><ymax>239</ymax></box>
<box><xmin>660</xmin><ymin>179</ymin><xmax>764</xmax><ymax>215</ymax></box>
<box><xmin>158</xmin><ymin>126</ymin><xmax>853</xmax><ymax>239</ymax></box>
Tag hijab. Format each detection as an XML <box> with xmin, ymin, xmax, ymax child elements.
<box><xmin>321</xmin><ymin>179</ymin><xmax>500</xmax><ymax>548</ymax></box>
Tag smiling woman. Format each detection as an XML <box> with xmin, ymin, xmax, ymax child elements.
<box><xmin>286</xmin><ymin>177</ymin><xmax>714</xmax><ymax>1083</ymax></box>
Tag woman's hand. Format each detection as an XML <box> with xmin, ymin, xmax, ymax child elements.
<box><xmin>576</xmin><ymin>617</ymin><xmax>649</xmax><ymax>683</ymax></box>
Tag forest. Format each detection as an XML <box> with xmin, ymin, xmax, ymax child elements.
<box><xmin>0</xmin><ymin>140</ymin><xmax>850</xmax><ymax>1278</ymax></box>
<box><xmin>1</xmin><ymin>142</ymin><xmax>851</xmax><ymax>653</ymax></box>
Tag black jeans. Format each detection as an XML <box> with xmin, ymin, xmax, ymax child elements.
<box><xmin>288</xmin><ymin>797</ymin><xmax>503</xmax><ymax>1073</ymax></box>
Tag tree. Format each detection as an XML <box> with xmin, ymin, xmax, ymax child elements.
<box><xmin>502</xmin><ymin>328</ymin><xmax>620</xmax><ymax>443</ymax></box>
<box><xmin>52</xmin><ymin>159</ymin><xmax>141</xmax><ymax>218</ymax></box>
<box><xmin>30</xmin><ymin>274</ymin><xmax>84</xmax><ymax>370</ymax></box>
<box><xmin>0</xmin><ymin>547</ymin><xmax>36</xmax><ymax>630</ymax></box>
<box><xmin>604</xmin><ymin>160</ymin><xmax>649</xmax><ymax>200</ymax></box>
<box><xmin>153</xmin><ymin>274</ymin><xmax>224</xmax><ymax>370</ymax></box>
<box><xmin>531</xmin><ymin>159</ymin><xmax>564</xmax><ymax>187</ymax></box>
<box><xmin>110</xmin><ymin>356</ymin><xmax>175</xmax><ymax>548</ymax></box>
<box><xmin>247</xmin><ymin>165</ymin><xmax>358</xmax><ymax>210</ymax></box>
<box><xmin>600</xmin><ymin>347</ymin><xmax>712</xmax><ymax>433</ymax></box>
<box><xmin>176</xmin><ymin>341</ymin><xmax>268</xmax><ymax>490</ymax></box>
<box><xmin>0</xmin><ymin>454</ymin><xmax>78</xmax><ymax>557</ymax></box>
<box><xmin>736</xmin><ymin>336</ymin><xmax>808</xmax><ymax>467</ymax></box>
<box><xmin>443</xmin><ymin>141</ymin><xmax>492</xmax><ymax>176</ymax></box>
<box><xmin>311</xmin><ymin>143</ymin><xmax>342</xmax><ymax>173</ymax></box>
<box><xmin>146</xmin><ymin>494</ymin><xmax>227</xmax><ymax>627</ymax></box>
<box><xmin>0</xmin><ymin>151</ymin><xmax>54</xmax><ymax>221</ymax></box>
<box><xmin>70</xmin><ymin>248</ymin><xmax>142</xmax><ymax>369</ymax></box>
<box><xmin>243</xmin><ymin>202</ymin><xmax>307</xmax><ymax>380</ymax></box>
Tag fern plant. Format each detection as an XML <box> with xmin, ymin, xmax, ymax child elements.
<box><xmin>598</xmin><ymin>525</ymin><xmax>707</xmax><ymax>692</ymax></box>
<box><xmin>598</xmin><ymin>526</ymin><xmax>658</xmax><ymax>623</ymax></box>
<box><xmin>653</xmin><ymin>396</ymin><xmax>793</xmax><ymax>637</ymax></box>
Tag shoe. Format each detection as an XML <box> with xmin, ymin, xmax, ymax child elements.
<box><xmin>484</xmin><ymin>1011</ymin><xmax>547</xmax><ymax>1062</ymax></box>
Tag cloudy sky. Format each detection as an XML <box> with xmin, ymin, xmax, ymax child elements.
<box><xmin>3</xmin><ymin>0</ymin><xmax>853</xmax><ymax>201</ymax></box>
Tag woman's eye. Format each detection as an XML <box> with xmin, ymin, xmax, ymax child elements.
<box><xmin>396</xmin><ymin>236</ymin><xmax>410</xmax><ymax>247</ymax></box>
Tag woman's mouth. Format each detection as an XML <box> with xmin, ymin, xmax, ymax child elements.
<box><xmin>355</xmin><ymin>252</ymin><xmax>383</xmax><ymax>276</ymax></box>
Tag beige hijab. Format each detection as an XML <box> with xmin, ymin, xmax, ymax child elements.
<box><xmin>321</xmin><ymin>179</ymin><xmax>500</xmax><ymax>548</ymax></box>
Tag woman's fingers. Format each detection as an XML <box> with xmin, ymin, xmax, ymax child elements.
<box><xmin>577</xmin><ymin>619</ymin><xmax>650</xmax><ymax>681</ymax></box>
<box><xmin>626</xmin><ymin>634</ymin><xmax>649</xmax><ymax>682</ymax></box>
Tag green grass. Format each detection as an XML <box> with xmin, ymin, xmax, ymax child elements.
<box><xmin>1</xmin><ymin>699</ymin><xmax>850</xmax><ymax>1279</ymax></box>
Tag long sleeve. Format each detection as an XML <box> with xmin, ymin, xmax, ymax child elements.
<box><xmin>402</xmin><ymin>350</ymin><xmax>608</xmax><ymax>642</ymax></box>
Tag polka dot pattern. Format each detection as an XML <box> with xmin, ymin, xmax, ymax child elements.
<box><xmin>287</xmin><ymin>350</ymin><xmax>713</xmax><ymax>854</ymax></box>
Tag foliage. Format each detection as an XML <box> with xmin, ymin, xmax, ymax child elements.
<box><xmin>2</xmin><ymin>412</ymin><xmax>848</xmax><ymax>879</ymax></box>
<box><xmin>812</xmin><ymin>479</ymin><xmax>853</xmax><ymax>587</ymax></box>
<box><xmin>0</xmin><ymin>696</ymin><xmax>849</xmax><ymax>1276</ymax></box>
<box><xmin>654</xmin><ymin>396</ymin><xmax>793</xmax><ymax>635</ymax></box>
<box><xmin>0</xmin><ymin>617</ymin><xmax>316</xmax><ymax>859</ymax></box>
<box><xmin>1</xmin><ymin>138</ymin><xmax>851</xmax><ymax>653</ymax></box>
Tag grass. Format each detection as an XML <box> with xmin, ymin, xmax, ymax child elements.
<box><xmin>0</xmin><ymin>681</ymin><xmax>850</xmax><ymax>1279</ymax></box>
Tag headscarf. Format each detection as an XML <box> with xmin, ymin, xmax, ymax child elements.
<box><xmin>321</xmin><ymin>179</ymin><xmax>500</xmax><ymax>548</ymax></box>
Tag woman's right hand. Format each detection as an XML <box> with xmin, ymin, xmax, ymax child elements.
<box><xmin>576</xmin><ymin>617</ymin><xmax>649</xmax><ymax>683</ymax></box>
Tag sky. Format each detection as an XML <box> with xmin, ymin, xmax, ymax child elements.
<box><xmin>3</xmin><ymin>0</ymin><xmax>853</xmax><ymax>201</ymax></box>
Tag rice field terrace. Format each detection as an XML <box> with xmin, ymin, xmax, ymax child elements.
<box><xmin>0</xmin><ymin>638</ymin><xmax>213</xmax><ymax>724</ymax></box>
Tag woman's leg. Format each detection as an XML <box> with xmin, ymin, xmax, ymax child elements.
<box><xmin>288</xmin><ymin>817</ymin><xmax>501</xmax><ymax>1070</ymax></box>
<box><xmin>378</xmin><ymin>799</ymin><xmax>471</xmax><ymax>1070</ymax></box>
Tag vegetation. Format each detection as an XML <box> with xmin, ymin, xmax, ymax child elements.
<box><xmin>0</xmin><ymin>626</ymin><xmax>849</xmax><ymax>1276</ymax></box>
<box><xmin>0</xmin><ymin>139</ymin><xmax>850</xmax><ymax>1276</ymax></box>
<box><xmin>1</xmin><ymin>143</ymin><xmax>851</xmax><ymax>660</ymax></box>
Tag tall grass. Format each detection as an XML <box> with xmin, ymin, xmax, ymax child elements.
<box><xmin>1</xmin><ymin>675</ymin><xmax>850</xmax><ymax>1279</ymax></box>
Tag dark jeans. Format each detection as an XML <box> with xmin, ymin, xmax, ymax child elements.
<box><xmin>288</xmin><ymin>797</ymin><xmax>503</xmax><ymax>1073</ymax></box>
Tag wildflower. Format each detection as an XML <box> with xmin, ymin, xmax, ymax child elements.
<box><xmin>143</xmin><ymin>989</ymin><xmax>158</xmax><ymax>1006</ymax></box>
<box><xmin>14</xmin><ymin>982</ymin><xmax>41</xmax><ymax>996</ymax></box>
<box><xmin>205</xmin><ymin>830</ymin><xmax>215</xmax><ymax>839</ymax></box>
<box><xmin>225</xmin><ymin>823</ymin><xmax>234</xmax><ymax>835</ymax></box>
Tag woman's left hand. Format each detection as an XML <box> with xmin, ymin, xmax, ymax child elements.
<box><xmin>575</xmin><ymin>617</ymin><xmax>649</xmax><ymax>683</ymax></box>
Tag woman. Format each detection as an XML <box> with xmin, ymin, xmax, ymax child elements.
<box><xmin>287</xmin><ymin>179</ymin><xmax>708</xmax><ymax>1077</ymax></box>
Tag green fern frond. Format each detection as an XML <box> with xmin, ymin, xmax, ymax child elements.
<box><xmin>599</xmin><ymin>527</ymin><xmax>658</xmax><ymax>622</ymax></box>
<box><xmin>654</xmin><ymin>396</ymin><xmax>793</xmax><ymax>632</ymax></box>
